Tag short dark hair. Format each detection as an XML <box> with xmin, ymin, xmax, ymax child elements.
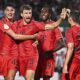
<box><xmin>20</xmin><ymin>4</ymin><xmax>32</xmax><ymax>13</ymax></box>
<box><xmin>4</xmin><ymin>3</ymin><xmax>16</xmax><ymax>10</ymax></box>
<box><xmin>69</xmin><ymin>11</ymin><xmax>79</xmax><ymax>22</ymax></box>
<box><xmin>41</xmin><ymin>4</ymin><xmax>52</xmax><ymax>14</ymax></box>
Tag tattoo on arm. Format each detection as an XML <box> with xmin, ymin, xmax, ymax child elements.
<box><xmin>53</xmin><ymin>38</ymin><xmax>65</xmax><ymax>52</ymax></box>
<box><xmin>46</xmin><ymin>38</ymin><xmax>65</xmax><ymax>54</ymax></box>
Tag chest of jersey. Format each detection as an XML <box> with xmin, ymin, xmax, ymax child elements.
<box><xmin>18</xmin><ymin>23</ymin><xmax>38</xmax><ymax>35</ymax></box>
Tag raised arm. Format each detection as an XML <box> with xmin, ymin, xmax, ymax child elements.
<box><xmin>45</xmin><ymin>8</ymin><xmax>67</xmax><ymax>30</ymax></box>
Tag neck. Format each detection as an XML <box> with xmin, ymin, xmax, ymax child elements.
<box><xmin>43</xmin><ymin>19</ymin><xmax>51</xmax><ymax>23</ymax></box>
<box><xmin>23</xmin><ymin>20</ymin><xmax>28</xmax><ymax>25</ymax></box>
<box><xmin>5</xmin><ymin>17</ymin><xmax>14</xmax><ymax>23</ymax></box>
<box><xmin>70</xmin><ymin>22</ymin><xmax>79</xmax><ymax>27</ymax></box>
<box><xmin>23</xmin><ymin>19</ymin><xmax>31</xmax><ymax>25</ymax></box>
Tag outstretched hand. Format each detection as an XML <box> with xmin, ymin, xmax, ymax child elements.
<box><xmin>60</xmin><ymin>8</ymin><xmax>67</xmax><ymax>19</ymax></box>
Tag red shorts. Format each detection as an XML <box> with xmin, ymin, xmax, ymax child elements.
<box><xmin>35</xmin><ymin>53</ymin><xmax>55</xmax><ymax>78</ymax></box>
<box><xmin>19</xmin><ymin>55</ymin><xmax>39</xmax><ymax>76</ymax></box>
<box><xmin>61</xmin><ymin>73</ymin><xmax>69</xmax><ymax>80</ymax></box>
<box><xmin>61</xmin><ymin>58</ymin><xmax>80</xmax><ymax>80</ymax></box>
<box><xmin>69</xmin><ymin>58</ymin><xmax>80</xmax><ymax>80</ymax></box>
<box><xmin>0</xmin><ymin>55</ymin><xmax>18</xmax><ymax>76</ymax></box>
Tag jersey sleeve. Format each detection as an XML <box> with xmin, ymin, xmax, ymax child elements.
<box><xmin>34</xmin><ymin>21</ymin><xmax>45</xmax><ymax>32</ymax></box>
<box><xmin>0</xmin><ymin>21</ymin><xmax>10</xmax><ymax>32</ymax></box>
<box><xmin>54</xmin><ymin>28</ymin><xmax>63</xmax><ymax>41</ymax></box>
<box><xmin>65</xmin><ymin>29</ymin><xmax>74</xmax><ymax>44</ymax></box>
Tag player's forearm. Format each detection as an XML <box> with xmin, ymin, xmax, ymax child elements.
<box><xmin>64</xmin><ymin>44</ymin><xmax>74</xmax><ymax>65</ymax></box>
<box><xmin>52</xmin><ymin>18</ymin><xmax>63</xmax><ymax>28</ymax></box>
<box><xmin>45</xmin><ymin>18</ymin><xmax>63</xmax><ymax>30</ymax></box>
<box><xmin>46</xmin><ymin>8</ymin><xmax>67</xmax><ymax>30</ymax></box>
<box><xmin>6</xmin><ymin>29</ymin><xmax>37</xmax><ymax>40</ymax></box>
<box><xmin>13</xmin><ymin>34</ymin><xmax>36</xmax><ymax>40</ymax></box>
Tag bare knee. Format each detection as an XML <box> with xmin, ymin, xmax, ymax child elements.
<box><xmin>7</xmin><ymin>76</ymin><xmax>14</xmax><ymax>80</ymax></box>
<box><xmin>25</xmin><ymin>74</ymin><xmax>33</xmax><ymax>80</ymax></box>
<box><xmin>7</xmin><ymin>70</ymin><xmax>16</xmax><ymax>80</ymax></box>
<box><xmin>25</xmin><ymin>70</ymin><xmax>35</xmax><ymax>80</ymax></box>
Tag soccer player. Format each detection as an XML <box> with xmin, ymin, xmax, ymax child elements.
<box><xmin>0</xmin><ymin>3</ymin><xmax>39</xmax><ymax>80</ymax></box>
<box><xmin>35</xmin><ymin>5</ymin><xmax>65</xmax><ymax>80</ymax></box>
<box><xmin>62</xmin><ymin>11</ymin><xmax>80</xmax><ymax>80</ymax></box>
<box><xmin>17</xmin><ymin>4</ymin><xmax>67</xmax><ymax>80</ymax></box>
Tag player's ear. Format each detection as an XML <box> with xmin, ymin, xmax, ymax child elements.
<box><xmin>20</xmin><ymin>13</ymin><xmax>23</xmax><ymax>17</ymax></box>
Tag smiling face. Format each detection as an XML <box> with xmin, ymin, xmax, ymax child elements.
<box><xmin>4</xmin><ymin>6</ymin><xmax>15</xmax><ymax>20</ymax></box>
<box><xmin>40</xmin><ymin>7</ymin><xmax>51</xmax><ymax>21</ymax></box>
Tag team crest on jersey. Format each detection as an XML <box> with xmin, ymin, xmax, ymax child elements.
<box><xmin>4</xmin><ymin>24</ymin><xmax>9</xmax><ymax>29</ymax></box>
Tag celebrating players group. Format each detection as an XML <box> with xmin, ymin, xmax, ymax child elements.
<box><xmin>0</xmin><ymin>2</ymin><xmax>80</xmax><ymax>80</ymax></box>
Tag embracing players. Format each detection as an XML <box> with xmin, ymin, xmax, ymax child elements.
<box><xmin>17</xmin><ymin>4</ymin><xmax>67</xmax><ymax>80</ymax></box>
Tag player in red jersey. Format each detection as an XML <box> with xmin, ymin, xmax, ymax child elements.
<box><xmin>0</xmin><ymin>3</ymin><xmax>39</xmax><ymax>80</ymax></box>
<box><xmin>62</xmin><ymin>11</ymin><xmax>80</xmax><ymax>80</ymax></box>
<box><xmin>34</xmin><ymin>5</ymin><xmax>65</xmax><ymax>80</ymax></box>
<box><xmin>17</xmin><ymin>4</ymin><xmax>67</xmax><ymax>80</ymax></box>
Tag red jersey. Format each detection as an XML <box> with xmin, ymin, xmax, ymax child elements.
<box><xmin>65</xmin><ymin>25</ymin><xmax>80</xmax><ymax>60</ymax></box>
<box><xmin>0</xmin><ymin>18</ymin><xmax>18</xmax><ymax>56</ymax></box>
<box><xmin>0</xmin><ymin>28</ymin><xmax>4</xmax><ymax>53</ymax></box>
<box><xmin>17</xmin><ymin>19</ymin><xmax>45</xmax><ymax>57</ymax></box>
<box><xmin>37</xmin><ymin>20</ymin><xmax>62</xmax><ymax>52</ymax></box>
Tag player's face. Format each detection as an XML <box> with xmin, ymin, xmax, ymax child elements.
<box><xmin>40</xmin><ymin>8</ymin><xmax>50</xmax><ymax>21</ymax></box>
<box><xmin>21</xmin><ymin>9</ymin><xmax>32</xmax><ymax>23</ymax></box>
<box><xmin>68</xmin><ymin>17</ymin><xmax>73</xmax><ymax>24</ymax></box>
<box><xmin>4</xmin><ymin>6</ymin><xmax>15</xmax><ymax>20</ymax></box>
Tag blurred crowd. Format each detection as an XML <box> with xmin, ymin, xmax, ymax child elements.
<box><xmin>0</xmin><ymin>0</ymin><xmax>80</xmax><ymax>21</ymax></box>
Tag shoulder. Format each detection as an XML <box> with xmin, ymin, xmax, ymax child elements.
<box><xmin>17</xmin><ymin>19</ymin><xmax>23</xmax><ymax>24</ymax></box>
<box><xmin>17</xmin><ymin>19</ymin><xmax>23</xmax><ymax>27</ymax></box>
<box><xmin>0</xmin><ymin>20</ymin><xmax>4</xmax><ymax>27</ymax></box>
<box><xmin>66</xmin><ymin>28</ymin><xmax>72</xmax><ymax>32</ymax></box>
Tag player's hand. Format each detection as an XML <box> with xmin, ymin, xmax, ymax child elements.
<box><xmin>62</xmin><ymin>64</ymin><xmax>68</xmax><ymax>73</ymax></box>
<box><xmin>66</xmin><ymin>8</ymin><xmax>71</xmax><ymax>17</ymax></box>
<box><xmin>32</xmin><ymin>40</ymin><xmax>38</xmax><ymax>47</ymax></box>
<box><xmin>66</xmin><ymin>9</ymin><xmax>71</xmax><ymax>14</ymax></box>
<box><xmin>33</xmin><ymin>33</ymin><xmax>38</xmax><ymax>39</ymax></box>
<box><xmin>60</xmin><ymin>8</ymin><xmax>67</xmax><ymax>19</ymax></box>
